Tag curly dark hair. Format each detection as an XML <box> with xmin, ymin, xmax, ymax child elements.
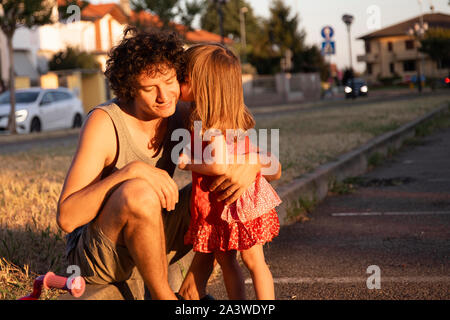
<box><xmin>105</xmin><ymin>26</ymin><xmax>185</xmax><ymax>103</ymax></box>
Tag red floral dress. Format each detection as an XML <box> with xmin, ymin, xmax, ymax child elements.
<box><xmin>184</xmin><ymin>134</ymin><xmax>281</xmax><ymax>253</ymax></box>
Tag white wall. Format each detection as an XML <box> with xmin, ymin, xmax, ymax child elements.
<box><xmin>110</xmin><ymin>18</ymin><xmax>125</xmax><ymax>47</ymax></box>
<box><xmin>0</xmin><ymin>5</ymin><xmax>127</xmax><ymax>83</ymax></box>
<box><xmin>39</xmin><ymin>20</ymin><xmax>97</xmax><ymax>54</ymax></box>
<box><xmin>100</xmin><ymin>15</ymin><xmax>111</xmax><ymax>52</ymax></box>
<box><xmin>12</xmin><ymin>27</ymin><xmax>40</xmax><ymax>67</ymax></box>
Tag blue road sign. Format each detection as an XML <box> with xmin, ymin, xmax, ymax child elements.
<box><xmin>321</xmin><ymin>41</ymin><xmax>335</xmax><ymax>55</ymax></box>
<box><xmin>321</xmin><ymin>26</ymin><xmax>334</xmax><ymax>40</ymax></box>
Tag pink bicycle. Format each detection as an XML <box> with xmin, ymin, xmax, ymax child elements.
<box><xmin>18</xmin><ymin>272</ymin><xmax>85</xmax><ymax>300</ymax></box>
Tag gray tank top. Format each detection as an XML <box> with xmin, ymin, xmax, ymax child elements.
<box><xmin>65</xmin><ymin>99</ymin><xmax>188</xmax><ymax>256</ymax></box>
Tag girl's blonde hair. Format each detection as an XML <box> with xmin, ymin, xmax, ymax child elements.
<box><xmin>184</xmin><ymin>43</ymin><xmax>255</xmax><ymax>132</ymax></box>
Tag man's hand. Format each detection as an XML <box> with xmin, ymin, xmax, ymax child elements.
<box><xmin>209</xmin><ymin>161</ymin><xmax>261</xmax><ymax>205</ymax></box>
<box><xmin>125</xmin><ymin>161</ymin><xmax>179</xmax><ymax>211</ymax></box>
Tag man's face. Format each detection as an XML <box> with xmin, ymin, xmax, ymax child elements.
<box><xmin>133</xmin><ymin>66</ymin><xmax>180</xmax><ymax>119</ymax></box>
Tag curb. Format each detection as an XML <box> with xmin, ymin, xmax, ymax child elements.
<box><xmin>275</xmin><ymin>102</ymin><xmax>450</xmax><ymax>225</ymax></box>
<box><xmin>0</xmin><ymin>128</ymin><xmax>80</xmax><ymax>145</ymax></box>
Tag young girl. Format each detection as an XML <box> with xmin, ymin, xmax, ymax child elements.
<box><xmin>178</xmin><ymin>43</ymin><xmax>281</xmax><ymax>300</ymax></box>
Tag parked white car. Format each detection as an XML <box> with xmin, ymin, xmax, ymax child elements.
<box><xmin>0</xmin><ymin>87</ymin><xmax>84</xmax><ymax>133</ymax></box>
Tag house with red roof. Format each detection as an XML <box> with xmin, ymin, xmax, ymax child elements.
<box><xmin>0</xmin><ymin>0</ymin><xmax>232</xmax><ymax>86</ymax></box>
<box><xmin>57</xmin><ymin>0</ymin><xmax>232</xmax><ymax>70</ymax></box>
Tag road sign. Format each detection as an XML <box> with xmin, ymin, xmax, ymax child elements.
<box><xmin>321</xmin><ymin>26</ymin><xmax>334</xmax><ymax>40</ymax></box>
<box><xmin>321</xmin><ymin>41</ymin><xmax>335</xmax><ymax>55</ymax></box>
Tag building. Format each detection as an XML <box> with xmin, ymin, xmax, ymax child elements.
<box><xmin>0</xmin><ymin>0</ymin><xmax>232</xmax><ymax>87</ymax></box>
<box><xmin>357</xmin><ymin>12</ymin><xmax>450</xmax><ymax>84</ymax></box>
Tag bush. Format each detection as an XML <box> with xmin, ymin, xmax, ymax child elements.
<box><xmin>49</xmin><ymin>47</ymin><xmax>100</xmax><ymax>71</ymax></box>
<box><xmin>377</xmin><ymin>73</ymin><xmax>402</xmax><ymax>86</ymax></box>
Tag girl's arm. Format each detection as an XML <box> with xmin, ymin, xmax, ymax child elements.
<box><xmin>258</xmin><ymin>151</ymin><xmax>282</xmax><ymax>181</ymax></box>
<box><xmin>178</xmin><ymin>134</ymin><xmax>228</xmax><ymax>176</ymax></box>
<box><xmin>233</xmin><ymin>144</ymin><xmax>281</xmax><ymax>181</ymax></box>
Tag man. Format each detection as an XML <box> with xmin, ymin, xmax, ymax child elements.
<box><xmin>57</xmin><ymin>27</ymin><xmax>281</xmax><ymax>300</ymax></box>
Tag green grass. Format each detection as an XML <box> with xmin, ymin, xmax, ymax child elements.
<box><xmin>286</xmin><ymin>196</ymin><xmax>317</xmax><ymax>223</ymax></box>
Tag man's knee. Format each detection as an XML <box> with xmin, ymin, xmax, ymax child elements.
<box><xmin>115</xmin><ymin>178</ymin><xmax>162</xmax><ymax>220</ymax></box>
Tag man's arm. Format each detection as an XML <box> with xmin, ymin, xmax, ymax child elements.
<box><xmin>57</xmin><ymin>109</ymin><xmax>180</xmax><ymax>233</ymax></box>
<box><xmin>57</xmin><ymin>109</ymin><xmax>130</xmax><ymax>233</ymax></box>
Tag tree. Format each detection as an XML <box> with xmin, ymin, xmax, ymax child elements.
<box><xmin>0</xmin><ymin>0</ymin><xmax>53</xmax><ymax>134</ymax></box>
<box><xmin>131</xmin><ymin>0</ymin><xmax>180</xmax><ymax>30</ymax></box>
<box><xmin>200</xmin><ymin>0</ymin><xmax>259</xmax><ymax>38</ymax></box>
<box><xmin>420</xmin><ymin>28</ymin><xmax>450</xmax><ymax>71</ymax></box>
<box><xmin>266</xmin><ymin>0</ymin><xmax>305</xmax><ymax>58</ymax></box>
<box><xmin>49</xmin><ymin>47</ymin><xmax>100</xmax><ymax>71</ymax></box>
<box><xmin>200</xmin><ymin>0</ymin><xmax>268</xmax><ymax>70</ymax></box>
<box><xmin>177</xmin><ymin>0</ymin><xmax>205</xmax><ymax>31</ymax></box>
<box><xmin>245</xmin><ymin>0</ymin><xmax>307</xmax><ymax>74</ymax></box>
<box><xmin>293</xmin><ymin>45</ymin><xmax>329</xmax><ymax>80</ymax></box>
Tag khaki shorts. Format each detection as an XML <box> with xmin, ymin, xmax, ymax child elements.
<box><xmin>67</xmin><ymin>183</ymin><xmax>193</xmax><ymax>285</ymax></box>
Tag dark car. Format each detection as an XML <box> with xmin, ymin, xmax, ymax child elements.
<box><xmin>345</xmin><ymin>78</ymin><xmax>368</xmax><ymax>99</ymax></box>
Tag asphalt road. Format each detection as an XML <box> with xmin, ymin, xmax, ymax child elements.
<box><xmin>207</xmin><ymin>125</ymin><xmax>450</xmax><ymax>300</ymax></box>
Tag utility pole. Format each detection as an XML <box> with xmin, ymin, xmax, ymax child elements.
<box><xmin>239</xmin><ymin>6</ymin><xmax>248</xmax><ymax>63</ymax></box>
<box><xmin>407</xmin><ymin>0</ymin><xmax>428</xmax><ymax>93</ymax></box>
<box><xmin>342</xmin><ymin>14</ymin><xmax>355</xmax><ymax>99</ymax></box>
<box><xmin>215</xmin><ymin>0</ymin><xmax>228</xmax><ymax>45</ymax></box>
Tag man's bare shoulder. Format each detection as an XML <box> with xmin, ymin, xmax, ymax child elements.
<box><xmin>83</xmin><ymin>108</ymin><xmax>115</xmax><ymax>136</ymax></box>
<box><xmin>78</xmin><ymin>108</ymin><xmax>116</xmax><ymax>164</ymax></box>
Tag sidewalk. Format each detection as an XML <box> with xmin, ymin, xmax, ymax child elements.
<box><xmin>207</xmin><ymin>124</ymin><xmax>450</xmax><ymax>299</ymax></box>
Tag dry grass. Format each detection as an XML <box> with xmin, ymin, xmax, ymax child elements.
<box><xmin>0</xmin><ymin>146</ymin><xmax>75</xmax><ymax>299</ymax></box>
<box><xmin>0</xmin><ymin>93</ymin><xmax>449</xmax><ymax>299</ymax></box>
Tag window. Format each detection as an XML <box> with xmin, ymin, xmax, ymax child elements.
<box><xmin>365</xmin><ymin>41</ymin><xmax>371</xmax><ymax>53</ymax></box>
<box><xmin>388</xmin><ymin>42</ymin><xmax>393</xmax><ymax>52</ymax></box>
<box><xmin>40</xmin><ymin>93</ymin><xmax>54</xmax><ymax>105</ymax></box>
<box><xmin>0</xmin><ymin>91</ymin><xmax>39</xmax><ymax>104</ymax></box>
<box><xmin>405</xmin><ymin>40</ymin><xmax>415</xmax><ymax>50</ymax></box>
<box><xmin>403</xmin><ymin>60</ymin><xmax>416</xmax><ymax>72</ymax></box>
<box><xmin>367</xmin><ymin>63</ymin><xmax>373</xmax><ymax>75</ymax></box>
<box><xmin>390</xmin><ymin>63</ymin><xmax>395</xmax><ymax>74</ymax></box>
<box><xmin>438</xmin><ymin>59</ymin><xmax>450</xmax><ymax>69</ymax></box>
<box><xmin>51</xmin><ymin>91</ymin><xmax>72</xmax><ymax>102</ymax></box>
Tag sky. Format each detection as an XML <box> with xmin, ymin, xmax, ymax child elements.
<box><xmin>90</xmin><ymin>0</ymin><xmax>450</xmax><ymax>72</ymax></box>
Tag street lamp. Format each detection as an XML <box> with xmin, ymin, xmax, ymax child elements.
<box><xmin>342</xmin><ymin>14</ymin><xmax>355</xmax><ymax>98</ymax></box>
<box><xmin>407</xmin><ymin>18</ymin><xmax>429</xmax><ymax>93</ymax></box>
<box><xmin>240</xmin><ymin>7</ymin><xmax>248</xmax><ymax>63</ymax></box>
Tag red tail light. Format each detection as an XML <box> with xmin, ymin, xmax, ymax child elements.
<box><xmin>445</xmin><ymin>77</ymin><xmax>450</xmax><ymax>84</ymax></box>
